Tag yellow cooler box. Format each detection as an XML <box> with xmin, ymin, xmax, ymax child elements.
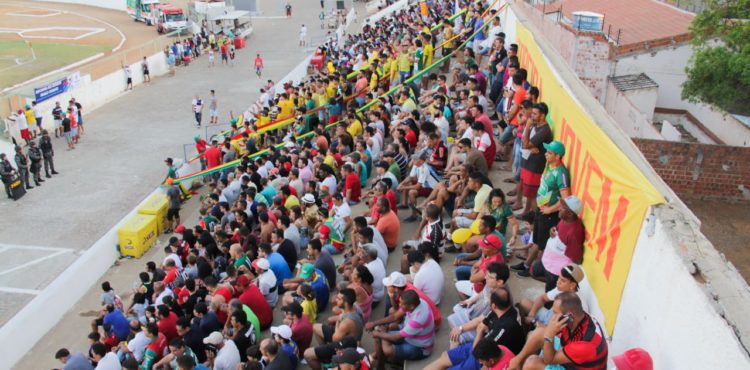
<box><xmin>138</xmin><ymin>193</ymin><xmax>169</xmax><ymax>234</ymax></box>
<box><xmin>118</xmin><ymin>214</ymin><xmax>158</xmax><ymax>258</ymax></box>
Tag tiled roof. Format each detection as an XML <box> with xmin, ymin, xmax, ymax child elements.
<box><xmin>540</xmin><ymin>0</ymin><xmax>694</xmax><ymax>48</ymax></box>
<box><xmin>610</xmin><ymin>73</ymin><xmax>659</xmax><ymax>91</ymax></box>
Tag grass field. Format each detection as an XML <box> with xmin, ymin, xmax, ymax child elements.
<box><xmin>0</xmin><ymin>40</ymin><xmax>110</xmax><ymax>89</ymax></box>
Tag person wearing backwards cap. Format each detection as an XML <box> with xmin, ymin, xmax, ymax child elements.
<box><xmin>455</xmin><ymin>234</ymin><xmax>505</xmax><ymax>300</ymax></box>
<box><xmin>271</xmin><ymin>324</ymin><xmax>299</xmax><ymax>369</ymax></box>
<box><xmin>203</xmin><ymin>331</ymin><xmax>240</xmax><ymax>370</ymax></box>
<box><xmin>518</xmin><ymin>263</ymin><xmax>588</xmax><ymax>327</ymax></box>
<box><xmin>332</xmin><ymin>347</ymin><xmax>369</xmax><ymax>370</ymax></box>
<box><xmin>365</xmin><ymin>271</ymin><xmax>441</xmax><ymax>332</ymax></box>
<box><xmin>252</xmin><ymin>258</ymin><xmax>279</xmax><ymax>307</ymax></box>
<box><xmin>536</xmin><ymin>195</ymin><xmax>585</xmax><ymax>290</ymax></box>
<box><xmin>281</xmin><ymin>262</ymin><xmax>330</xmax><ymax>312</ymax></box>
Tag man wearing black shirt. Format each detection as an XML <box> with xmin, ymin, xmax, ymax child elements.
<box><xmin>272</xmin><ymin>229</ymin><xmax>298</xmax><ymax>273</ymax></box>
<box><xmin>261</xmin><ymin>338</ymin><xmax>292</xmax><ymax>370</ymax></box>
<box><xmin>177</xmin><ymin>316</ymin><xmax>206</xmax><ymax>362</ymax></box>
<box><xmin>425</xmin><ymin>288</ymin><xmax>524</xmax><ymax>370</ymax></box>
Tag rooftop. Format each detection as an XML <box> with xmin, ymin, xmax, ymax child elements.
<box><xmin>611</xmin><ymin>73</ymin><xmax>659</xmax><ymax>92</ymax></box>
<box><xmin>540</xmin><ymin>0</ymin><xmax>694</xmax><ymax>50</ymax></box>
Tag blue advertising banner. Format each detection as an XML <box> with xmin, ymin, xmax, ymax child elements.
<box><xmin>33</xmin><ymin>72</ymin><xmax>80</xmax><ymax>103</ymax></box>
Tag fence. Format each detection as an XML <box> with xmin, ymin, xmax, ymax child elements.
<box><xmin>0</xmin><ymin>31</ymin><xmax>185</xmax><ymax>129</ymax></box>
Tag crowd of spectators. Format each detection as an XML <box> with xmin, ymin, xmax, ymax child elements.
<box><xmin>53</xmin><ymin>1</ymin><xmax>652</xmax><ymax>370</ymax></box>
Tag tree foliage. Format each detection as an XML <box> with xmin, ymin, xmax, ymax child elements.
<box><xmin>682</xmin><ymin>0</ymin><xmax>750</xmax><ymax>115</ymax></box>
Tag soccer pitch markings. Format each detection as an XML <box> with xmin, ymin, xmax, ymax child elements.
<box><xmin>0</xmin><ymin>26</ymin><xmax>105</xmax><ymax>41</ymax></box>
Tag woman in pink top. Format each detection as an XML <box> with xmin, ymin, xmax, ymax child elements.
<box><xmin>329</xmin><ymin>265</ymin><xmax>374</xmax><ymax>322</ymax></box>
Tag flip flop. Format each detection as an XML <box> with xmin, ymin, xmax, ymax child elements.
<box><xmin>503</xmin><ymin>178</ymin><xmax>516</xmax><ymax>184</ymax></box>
<box><xmin>507</xmin><ymin>190</ymin><xmax>517</xmax><ymax>196</ymax></box>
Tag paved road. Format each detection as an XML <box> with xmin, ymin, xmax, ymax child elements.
<box><xmin>0</xmin><ymin>0</ymin><xmax>335</xmax><ymax>329</ymax></box>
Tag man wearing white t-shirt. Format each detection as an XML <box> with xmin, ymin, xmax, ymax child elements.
<box><xmin>517</xmin><ymin>264</ymin><xmax>590</xmax><ymax>327</ymax></box>
<box><xmin>397</xmin><ymin>151</ymin><xmax>440</xmax><ymax>222</ymax></box>
<box><xmin>407</xmin><ymin>243</ymin><xmax>445</xmax><ymax>305</ymax></box>
<box><xmin>332</xmin><ymin>192</ymin><xmax>353</xmax><ymax>233</ymax></box>
<box><xmin>253</xmin><ymin>258</ymin><xmax>278</xmax><ymax>307</ymax></box>
<box><xmin>362</xmin><ymin>244</ymin><xmax>386</xmax><ymax>303</ymax></box>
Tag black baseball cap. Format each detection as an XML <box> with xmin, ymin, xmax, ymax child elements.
<box><xmin>332</xmin><ymin>347</ymin><xmax>363</xmax><ymax>365</ymax></box>
<box><xmin>281</xmin><ymin>301</ymin><xmax>303</xmax><ymax>317</ymax></box>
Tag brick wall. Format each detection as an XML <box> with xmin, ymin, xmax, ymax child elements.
<box><xmin>633</xmin><ymin>138</ymin><xmax>750</xmax><ymax>199</ymax></box>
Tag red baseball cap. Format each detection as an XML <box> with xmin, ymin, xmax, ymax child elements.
<box><xmin>235</xmin><ymin>275</ymin><xmax>250</xmax><ymax>287</ymax></box>
<box><xmin>478</xmin><ymin>234</ymin><xmax>502</xmax><ymax>250</ymax></box>
<box><xmin>612</xmin><ymin>348</ymin><xmax>653</xmax><ymax>370</ymax></box>
<box><xmin>319</xmin><ymin>225</ymin><xmax>330</xmax><ymax>241</ymax></box>
<box><xmin>174</xmin><ymin>224</ymin><xmax>186</xmax><ymax>233</ymax></box>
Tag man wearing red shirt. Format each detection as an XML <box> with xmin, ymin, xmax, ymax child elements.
<box><xmin>156</xmin><ymin>306</ymin><xmax>179</xmax><ymax>341</ymax></box>
<box><xmin>194</xmin><ymin>135</ymin><xmax>207</xmax><ymax>170</ymax></box>
<box><xmin>470</xmin><ymin>105</ymin><xmax>496</xmax><ymax>169</ymax></box>
<box><xmin>203</xmin><ymin>140</ymin><xmax>222</xmax><ymax>181</ymax></box>
<box><xmin>235</xmin><ymin>274</ymin><xmax>273</xmax><ymax>329</ymax></box>
<box><xmin>342</xmin><ymin>163</ymin><xmax>361</xmax><ymax>204</ymax></box>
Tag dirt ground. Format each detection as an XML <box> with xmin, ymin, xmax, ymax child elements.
<box><xmin>682</xmin><ymin>197</ymin><xmax>750</xmax><ymax>282</ymax></box>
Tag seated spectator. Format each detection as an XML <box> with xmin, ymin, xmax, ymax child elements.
<box><xmin>536</xmin><ymin>195</ymin><xmax>585</xmax><ymax>290</ymax></box>
<box><xmin>518</xmin><ymin>264</ymin><xmax>585</xmax><ymax>327</ymax></box>
<box><xmin>371</xmin><ymin>290</ymin><xmax>435</xmax><ymax>365</ymax></box>
<box><xmin>447</xmin><ymin>262</ymin><xmax>510</xmax><ymax>344</ymax></box>
<box><xmin>55</xmin><ymin>348</ymin><xmax>94</xmax><ymax>370</ymax></box>
<box><xmin>282</xmin><ymin>302</ymin><xmax>313</xmax><ymax>354</ymax></box>
<box><xmin>281</xmin><ymin>263</ymin><xmax>329</xmax><ymax>312</ymax></box>
<box><xmin>405</xmin><ymin>242</ymin><xmax>444</xmax><ymax>306</ymax></box>
<box><xmin>176</xmin><ymin>317</ymin><xmax>206</xmax><ymax>363</ymax></box>
<box><xmin>234</xmin><ymin>274</ymin><xmax>273</xmax><ymax>330</ymax></box>
<box><xmin>366</xmin><ymin>272</ymin><xmax>442</xmax><ymax>332</ymax></box>
<box><xmin>141</xmin><ymin>323</ymin><xmax>167</xmax><ymax>370</ymax></box>
<box><xmin>90</xmin><ymin>342</ymin><xmax>120</xmax><ymax>370</ymax></box>
<box><xmin>300</xmin><ymin>239</ymin><xmax>337</xmax><ymax>290</ymax></box>
<box><xmin>508</xmin><ymin>293</ymin><xmax>608</xmax><ymax>370</ymax></box>
<box><xmin>153</xmin><ymin>338</ymin><xmax>200</xmax><ymax>370</ymax></box>
<box><xmin>203</xmin><ymin>331</ymin><xmax>241</xmax><ymax>370</ymax></box>
<box><xmin>305</xmin><ymin>289</ymin><xmax>365</xmax><ymax>370</ymax></box>
<box><xmin>450</xmin><ymin>172</ymin><xmax>493</xmax><ymax>231</ymax></box>
<box><xmin>271</xmin><ymin>325</ymin><xmax>299</xmax><ymax>369</ymax></box>
<box><xmin>374</xmin><ymin>198</ymin><xmax>400</xmax><ymax>251</ymax></box>
<box><xmin>397</xmin><ymin>150</ymin><xmax>440</xmax><ymax>222</ymax></box>
<box><xmin>455</xmin><ymin>234</ymin><xmax>505</xmax><ymax>300</ymax></box>
<box><xmin>251</xmin><ymin>257</ymin><xmax>279</xmax><ymax>307</ymax></box>
<box><xmin>425</xmin><ymin>288</ymin><xmax>523</xmax><ymax>370</ymax></box>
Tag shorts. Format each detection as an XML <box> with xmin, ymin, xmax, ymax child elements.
<box><xmin>20</xmin><ymin>129</ymin><xmax>29</xmax><ymax>140</ymax></box>
<box><xmin>389</xmin><ymin>331</ymin><xmax>429</xmax><ymax>361</ymax></box>
<box><xmin>520</xmin><ymin>169</ymin><xmax>542</xmax><ymax>198</ymax></box>
<box><xmin>454</xmin><ymin>216</ymin><xmax>474</xmax><ymax>228</ymax></box>
<box><xmin>455</xmin><ymin>280</ymin><xmax>477</xmax><ymax>298</ymax></box>
<box><xmin>416</xmin><ymin>187</ymin><xmax>432</xmax><ymax>198</ymax></box>
<box><xmin>531</xmin><ymin>210</ymin><xmax>559</xmax><ymax>250</ymax></box>
<box><xmin>447</xmin><ymin>342</ymin><xmax>480</xmax><ymax>370</ymax></box>
<box><xmin>127</xmin><ymin>77</ymin><xmax>132</xmax><ymax>84</ymax></box>
<box><xmin>71</xmin><ymin>127</ymin><xmax>79</xmax><ymax>137</ymax></box>
<box><xmin>322</xmin><ymin>323</ymin><xmax>335</xmax><ymax>343</ymax></box>
<box><xmin>64</xmin><ymin>131</ymin><xmax>72</xmax><ymax>143</ymax></box>
<box><xmin>54</xmin><ymin>119</ymin><xmax>62</xmax><ymax>129</ymax></box>
<box><xmin>256</xmin><ymin>67</ymin><xmax>263</xmax><ymax>74</ymax></box>
<box><xmin>167</xmin><ymin>208</ymin><xmax>181</xmax><ymax>221</ymax></box>
<box><xmin>210</xmin><ymin>109</ymin><xmax>218</xmax><ymax>117</ymax></box>
<box><xmin>36</xmin><ymin>117</ymin><xmax>42</xmax><ymax>127</ymax></box>
<box><xmin>221</xmin><ymin>54</ymin><xmax>228</xmax><ymax>61</ymax></box>
<box><xmin>314</xmin><ymin>342</ymin><xmax>338</xmax><ymax>363</ymax></box>
<box><xmin>512</xmin><ymin>138</ymin><xmax>522</xmax><ymax>180</ymax></box>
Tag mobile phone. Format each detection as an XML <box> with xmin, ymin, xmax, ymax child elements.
<box><xmin>558</xmin><ymin>314</ymin><xmax>572</xmax><ymax>324</ymax></box>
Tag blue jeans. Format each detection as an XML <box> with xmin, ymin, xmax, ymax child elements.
<box><xmin>455</xmin><ymin>253</ymin><xmax>472</xmax><ymax>281</ymax></box>
<box><xmin>513</xmin><ymin>137</ymin><xmax>522</xmax><ymax>180</ymax></box>
<box><xmin>323</xmin><ymin>244</ymin><xmax>342</xmax><ymax>255</ymax></box>
<box><xmin>390</xmin><ymin>331</ymin><xmax>430</xmax><ymax>361</ymax></box>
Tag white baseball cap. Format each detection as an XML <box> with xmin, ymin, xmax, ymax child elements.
<box><xmin>270</xmin><ymin>325</ymin><xmax>293</xmax><ymax>340</ymax></box>
<box><xmin>252</xmin><ymin>258</ymin><xmax>270</xmax><ymax>270</ymax></box>
<box><xmin>203</xmin><ymin>331</ymin><xmax>224</xmax><ymax>345</ymax></box>
<box><xmin>382</xmin><ymin>271</ymin><xmax>407</xmax><ymax>288</ymax></box>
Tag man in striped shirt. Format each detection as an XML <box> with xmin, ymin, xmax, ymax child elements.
<box><xmin>371</xmin><ymin>290</ymin><xmax>434</xmax><ymax>366</ymax></box>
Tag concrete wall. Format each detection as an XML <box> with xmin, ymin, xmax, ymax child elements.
<box><xmin>614</xmin><ymin>44</ymin><xmax>692</xmax><ymax>110</ymax></box>
<box><xmin>612</xmin><ymin>212</ymin><xmax>750</xmax><ymax>370</ymax></box>
<box><xmin>687</xmin><ymin>102</ymin><xmax>750</xmax><ymax>147</ymax></box>
<box><xmin>512</xmin><ymin>1</ymin><xmax>610</xmax><ymax>102</ymax></box>
<box><xmin>22</xmin><ymin>51</ymin><xmax>168</xmax><ymax>135</ymax></box>
<box><xmin>633</xmin><ymin>138</ymin><xmax>750</xmax><ymax>199</ymax></box>
<box><xmin>36</xmin><ymin>0</ymin><xmax>126</xmax><ymax>11</ymax></box>
<box><xmin>604</xmin><ymin>81</ymin><xmax>662</xmax><ymax>139</ymax></box>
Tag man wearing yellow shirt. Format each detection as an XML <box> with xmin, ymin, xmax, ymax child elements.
<box><xmin>422</xmin><ymin>33</ymin><xmax>434</xmax><ymax>67</ymax></box>
<box><xmin>278</xmin><ymin>94</ymin><xmax>295</xmax><ymax>118</ymax></box>
<box><xmin>346</xmin><ymin>113</ymin><xmax>363</xmax><ymax>138</ymax></box>
<box><xmin>397</xmin><ymin>44</ymin><xmax>412</xmax><ymax>83</ymax></box>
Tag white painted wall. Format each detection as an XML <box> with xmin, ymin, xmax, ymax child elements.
<box><xmin>365</xmin><ymin>0</ymin><xmax>407</xmax><ymax>24</ymax></box>
<box><xmin>604</xmin><ymin>81</ymin><xmax>663</xmax><ymax>139</ymax></box>
<box><xmin>21</xmin><ymin>51</ymin><xmax>168</xmax><ymax>135</ymax></box>
<box><xmin>36</xmin><ymin>0</ymin><xmax>127</xmax><ymax>11</ymax></box>
<box><xmin>614</xmin><ymin>45</ymin><xmax>750</xmax><ymax>147</ymax></box>
<box><xmin>612</xmin><ymin>214</ymin><xmax>750</xmax><ymax>369</ymax></box>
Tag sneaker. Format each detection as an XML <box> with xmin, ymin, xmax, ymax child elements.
<box><xmin>510</xmin><ymin>262</ymin><xmax>527</xmax><ymax>271</ymax></box>
<box><xmin>517</xmin><ymin>269</ymin><xmax>531</xmax><ymax>277</ymax></box>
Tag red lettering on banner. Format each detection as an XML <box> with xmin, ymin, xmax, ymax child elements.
<box><xmin>559</xmin><ymin>119</ymin><xmax>630</xmax><ymax>281</ymax></box>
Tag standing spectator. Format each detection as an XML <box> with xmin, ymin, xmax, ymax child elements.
<box><xmin>142</xmin><ymin>56</ymin><xmax>150</xmax><ymax>83</ymax></box>
<box><xmin>254</xmin><ymin>54</ymin><xmax>264</xmax><ymax>78</ymax></box>
<box><xmin>15</xmin><ymin>145</ymin><xmax>31</xmax><ymax>189</ymax></box>
<box><xmin>39</xmin><ymin>130</ymin><xmax>58</xmax><ymax>178</ymax></box>
<box><xmin>166</xmin><ymin>184</ymin><xmax>182</xmax><ymax>233</ymax></box>
<box><xmin>192</xmin><ymin>95</ymin><xmax>204</xmax><ymax>128</ymax></box>
<box><xmin>209</xmin><ymin>89</ymin><xmax>219</xmax><ymax>124</ymax></box>
<box><xmin>52</xmin><ymin>101</ymin><xmax>63</xmax><ymax>138</ymax></box>
<box><xmin>286</xmin><ymin>2</ymin><xmax>292</xmax><ymax>17</ymax></box>
<box><xmin>123</xmin><ymin>64</ymin><xmax>133</xmax><ymax>90</ymax></box>
<box><xmin>32</xmin><ymin>101</ymin><xmax>42</xmax><ymax>136</ymax></box>
<box><xmin>299</xmin><ymin>24</ymin><xmax>307</xmax><ymax>47</ymax></box>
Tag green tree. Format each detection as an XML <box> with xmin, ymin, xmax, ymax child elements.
<box><xmin>682</xmin><ymin>0</ymin><xmax>750</xmax><ymax>115</ymax></box>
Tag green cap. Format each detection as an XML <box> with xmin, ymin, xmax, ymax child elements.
<box><xmin>194</xmin><ymin>135</ymin><xmax>200</xmax><ymax>141</ymax></box>
<box><xmin>543</xmin><ymin>140</ymin><xmax>565</xmax><ymax>156</ymax></box>
<box><xmin>299</xmin><ymin>263</ymin><xmax>315</xmax><ymax>280</ymax></box>
<box><xmin>25</xmin><ymin>104</ymin><xmax>30</xmax><ymax>109</ymax></box>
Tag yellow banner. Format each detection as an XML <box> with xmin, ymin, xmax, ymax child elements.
<box><xmin>515</xmin><ymin>23</ymin><xmax>664</xmax><ymax>334</ymax></box>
